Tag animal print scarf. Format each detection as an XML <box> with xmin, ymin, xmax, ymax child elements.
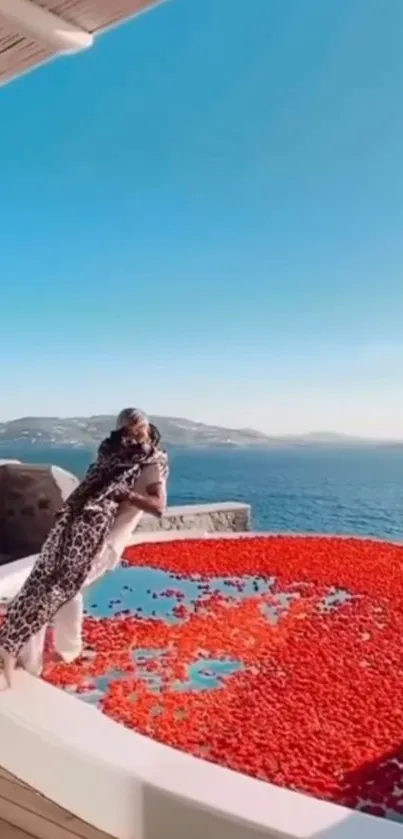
<box><xmin>65</xmin><ymin>430</ymin><xmax>165</xmax><ymax>515</ymax></box>
<box><xmin>54</xmin><ymin>429</ymin><xmax>168</xmax><ymax>564</ymax></box>
<box><xmin>0</xmin><ymin>432</ymin><xmax>168</xmax><ymax>658</ymax></box>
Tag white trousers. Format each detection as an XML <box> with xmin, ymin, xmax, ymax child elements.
<box><xmin>19</xmin><ymin>562</ymin><xmax>109</xmax><ymax>676</ymax></box>
<box><xmin>19</xmin><ymin>592</ymin><xmax>85</xmax><ymax>675</ymax></box>
<box><xmin>19</xmin><ymin>509</ymin><xmax>143</xmax><ymax>675</ymax></box>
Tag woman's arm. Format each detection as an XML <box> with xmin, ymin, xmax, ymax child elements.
<box><xmin>123</xmin><ymin>488</ymin><xmax>164</xmax><ymax>518</ymax></box>
<box><xmin>118</xmin><ymin>455</ymin><xmax>168</xmax><ymax>518</ymax></box>
<box><xmin>145</xmin><ymin>479</ymin><xmax>166</xmax><ymax>514</ymax></box>
<box><xmin>117</xmin><ymin>476</ymin><xmax>166</xmax><ymax>518</ymax></box>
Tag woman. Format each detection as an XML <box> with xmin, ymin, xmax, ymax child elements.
<box><xmin>0</xmin><ymin>409</ymin><xmax>168</xmax><ymax>687</ymax></box>
<box><xmin>19</xmin><ymin>414</ymin><xmax>168</xmax><ymax>674</ymax></box>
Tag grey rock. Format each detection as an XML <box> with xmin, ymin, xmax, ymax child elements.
<box><xmin>0</xmin><ymin>463</ymin><xmax>79</xmax><ymax>564</ymax></box>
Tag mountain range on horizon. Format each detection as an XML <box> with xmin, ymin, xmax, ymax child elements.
<box><xmin>0</xmin><ymin>415</ymin><xmax>400</xmax><ymax>449</ymax></box>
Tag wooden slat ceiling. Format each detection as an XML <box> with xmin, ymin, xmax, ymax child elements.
<box><xmin>0</xmin><ymin>0</ymin><xmax>162</xmax><ymax>85</ymax></box>
<box><xmin>33</xmin><ymin>0</ymin><xmax>159</xmax><ymax>34</ymax></box>
<box><xmin>0</xmin><ymin>14</ymin><xmax>53</xmax><ymax>84</ymax></box>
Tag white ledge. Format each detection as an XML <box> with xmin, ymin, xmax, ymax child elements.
<box><xmin>161</xmin><ymin>502</ymin><xmax>249</xmax><ymax>515</ymax></box>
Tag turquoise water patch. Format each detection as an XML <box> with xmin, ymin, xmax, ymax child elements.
<box><xmin>84</xmin><ymin>566</ymin><xmax>273</xmax><ymax>622</ymax></box>
<box><xmin>79</xmin><ymin>655</ymin><xmax>242</xmax><ymax>705</ymax></box>
<box><xmin>176</xmin><ymin>658</ymin><xmax>242</xmax><ymax>692</ymax></box>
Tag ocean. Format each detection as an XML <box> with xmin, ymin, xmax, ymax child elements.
<box><xmin>1</xmin><ymin>442</ymin><xmax>403</xmax><ymax>541</ymax></box>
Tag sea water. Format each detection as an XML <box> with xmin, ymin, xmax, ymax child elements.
<box><xmin>1</xmin><ymin>442</ymin><xmax>403</xmax><ymax>539</ymax></box>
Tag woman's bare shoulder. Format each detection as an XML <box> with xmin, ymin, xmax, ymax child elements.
<box><xmin>143</xmin><ymin>450</ymin><xmax>169</xmax><ymax>480</ymax></box>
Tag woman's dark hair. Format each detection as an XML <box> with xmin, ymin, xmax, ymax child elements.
<box><xmin>149</xmin><ymin>423</ymin><xmax>161</xmax><ymax>447</ymax></box>
<box><xmin>100</xmin><ymin>422</ymin><xmax>161</xmax><ymax>457</ymax></box>
<box><xmin>99</xmin><ymin>426</ymin><xmax>125</xmax><ymax>456</ymax></box>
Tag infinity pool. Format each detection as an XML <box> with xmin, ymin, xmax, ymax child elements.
<box><xmin>43</xmin><ymin>536</ymin><xmax>403</xmax><ymax>824</ymax></box>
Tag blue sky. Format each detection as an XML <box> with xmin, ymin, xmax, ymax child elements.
<box><xmin>0</xmin><ymin>0</ymin><xmax>402</xmax><ymax>437</ymax></box>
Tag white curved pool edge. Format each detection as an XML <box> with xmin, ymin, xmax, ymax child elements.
<box><xmin>1</xmin><ymin>672</ymin><xmax>400</xmax><ymax>839</ymax></box>
<box><xmin>0</xmin><ymin>532</ymin><xmax>402</xmax><ymax>839</ymax></box>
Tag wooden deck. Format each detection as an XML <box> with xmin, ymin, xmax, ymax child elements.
<box><xmin>0</xmin><ymin>767</ymin><xmax>114</xmax><ymax>839</ymax></box>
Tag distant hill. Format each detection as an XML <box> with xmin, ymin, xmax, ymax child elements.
<box><xmin>281</xmin><ymin>431</ymin><xmax>371</xmax><ymax>444</ymax></box>
<box><xmin>0</xmin><ymin>415</ymin><xmax>272</xmax><ymax>448</ymax></box>
<box><xmin>0</xmin><ymin>415</ymin><xmax>399</xmax><ymax>449</ymax></box>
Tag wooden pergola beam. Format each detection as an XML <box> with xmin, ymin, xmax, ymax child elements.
<box><xmin>0</xmin><ymin>0</ymin><xmax>93</xmax><ymax>53</ymax></box>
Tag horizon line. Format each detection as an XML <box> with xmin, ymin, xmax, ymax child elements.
<box><xmin>0</xmin><ymin>413</ymin><xmax>402</xmax><ymax>443</ymax></box>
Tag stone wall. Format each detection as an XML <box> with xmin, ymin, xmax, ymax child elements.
<box><xmin>137</xmin><ymin>502</ymin><xmax>251</xmax><ymax>534</ymax></box>
<box><xmin>0</xmin><ymin>463</ymin><xmax>80</xmax><ymax>564</ymax></box>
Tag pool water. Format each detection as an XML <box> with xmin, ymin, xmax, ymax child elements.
<box><xmin>86</xmin><ymin>565</ymin><xmax>274</xmax><ymax>619</ymax></box>
<box><xmin>76</xmin><ymin>566</ymin><xmax>273</xmax><ymax>703</ymax></box>
<box><xmin>74</xmin><ymin>565</ymin><xmax>350</xmax><ymax>707</ymax></box>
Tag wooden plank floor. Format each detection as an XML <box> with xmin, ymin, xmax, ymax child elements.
<box><xmin>0</xmin><ymin>767</ymin><xmax>114</xmax><ymax>839</ymax></box>
<box><xmin>0</xmin><ymin>819</ymin><xmax>35</xmax><ymax>839</ymax></box>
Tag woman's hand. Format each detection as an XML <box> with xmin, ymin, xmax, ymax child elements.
<box><xmin>120</xmin><ymin>490</ymin><xmax>164</xmax><ymax>518</ymax></box>
<box><xmin>145</xmin><ymin>496</ymin><xmax>164</xmax><ymax>519</ymax></box>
